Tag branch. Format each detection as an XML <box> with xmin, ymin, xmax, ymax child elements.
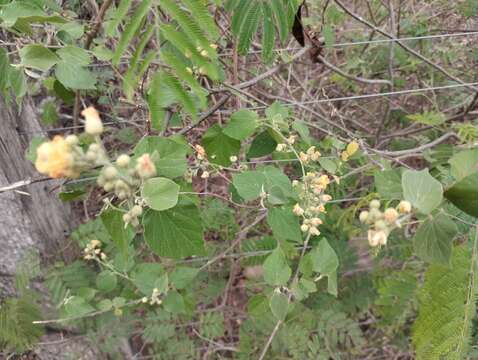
<box><xmin>333</xmin><ymin>0</ymin><xmax>478</xmax><ymax>92</ymax></box>
<box><xmin>317</xmin><ymin>55</ymin><xmax>392</xmax><ymax>86</ymax></box>
<box><xmin>180</xmin><ymin>46</ymin><xmax>312</xmax><ymax>134</ymax></box>
<box><xmin>371</xmin><ymin>132</ymin><xmax>456</xmax><ymax>157</ymax></box>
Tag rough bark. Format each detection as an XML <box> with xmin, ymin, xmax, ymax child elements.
<box><xmin>0</xmin><ymin>95</ymin><xmax>75</xmax><ymax>297</ymax></box>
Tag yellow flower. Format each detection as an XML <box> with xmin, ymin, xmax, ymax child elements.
<box><xmin>35</xmin><ymin>136</ymin><xmax>76</xmax><ymax>178</ymax></box>
<box><xmin>341</xmin><ymin>151</ymin><xmax>349</xmax><ymax>161</ymax></box>
<box><xmin>136</xmin><ymin>154</ymin><xmax>156</xmax><ymax>178</ymax></box>
<box><xmin>317</xmin><ymin>175</ymin><xmax>330</xmax><ymax>188</ymax></box>
<box><xmin>346</xmin><ymin>141</ymin><xmax>359</xmax><ymax>156</ymax></box>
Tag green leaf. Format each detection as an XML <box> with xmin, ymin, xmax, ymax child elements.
<box><xmin>322</xmin><ymin>24</ymin><xmax>335</xmax><ymax>47</ymax></box>
<box><xmin>232</xmin><ymin>166</ymin><xmax>295</xmax><ymax>204</ymax></box>
<box><xmin>445</xmin><ymin>172</ymin><xmax>478</xmax><ymax>218</ymax></box>
<box><xmin>267</xmin><ymin>206</ymin><xmax>302</xmax><ymax>242</ymax></box>
<box><xmin>180</xmin><ymin>0</ymin><xmax>220</xmax><ymax>39</ymax></box>
<box><xmin>232</xmin><ymin>170</ymin><xmax>265</xmax><ymax>201</ymax></box>
<box><xmin>41</xmin><ymin>100</ymin><xmax>58</xmax><ymax>125</ymax></box>
<box><xmin>55</xmin><ymin>62</ymin><xmax>96</xmax><ymax>90</ymax></box>
<box><xmin>134</xmin><ymin>136</ymin><xmax>189</xmax><ymax>178</ymax></box>
<box><xmin>141</xmin><ymin>177</ymin><xmax>179</xmax><ymax>211</ymax></box>
<box><xmin>112</xmin><ymin>0</ymin><xmax>152</xmax><ymax>65</ymax></box>
<box><xmin>374</xmin><ymin>169</ymin><xmax>403</xmax><ymax>199</ymax></box>
<box><xmin>263</xmin><ymin>246</ymin><xmax>291</xmax><ymax>287</ymax></box>
<box><xmin>271</xmin><ymin>0</ymin><xmax>288</xmax><ymax>42</ymax></box>
<box><xmin>132</xmin><ymin>263</ymin><xmax>164</xmax><ymax>295</ymax></box>
<box><xmin>407</xmin><ymin>111</ymin><xmax>446</xmax><ymax>125</ymax></box>
<box><xmin>0</xmin><ymin>48</ymin><xmax>10</xmax><ymax>91</ymax></box>
<box><xmin>237</xmin><ymin>3</ymin><xmax>262</xmax><ymax>54</ymax></box>
<box><xmin>8</xmin><ymin>67</ymin><xmax>27</xmax><ymax>101</ymax></box>
<box><xmin>160</xmin><ymin>0</ymin><xmax>213</xmax><ymax>56</ymax></box>
<box><xmin>402</xmin><ymin>169</ymin><xmax>443</xmax><ymax>214</ymax></box>
<box><xmin>101</xmin><ymin>209</ymin><xmax>135</xmax><ymax>255</ymax></box>
<box><xmin>247</xmin><ymin>130</ymin><xmax>277</xmax><ymax>158</ymax></box>
<box><xmin>223</xmin><ymin>109</ymin><xmax>258</xmax><ymax>140</ymax></box>
<box><xmin>201</xmin><ymin>124</ymin><xmax>241</xmax><ymax>166</ymax></box>
<box><xmin>92</xmin><ymin>45</ymin><xmax>114</xmax><ymax>61</ymax></box>
<box><xmin>413</xmin><ymin>246</ymin><xmax>477</xmax><ymax>360</ymax></box>
<box><xmin>269</xmin><ymin>291</ymin><xmax>289</xmax><ymax>321</ymax></box>
<box><xmin>96</xmin><ymin>271</ymin><xmax>117</xmax><ymax>292</ymax></box>
<box><xmin>97</xmin><ymin>299</ymin><xmax>113</xmax><ymax>311</ymax></box>
<box><xmin>449</xmin><ymin>149</ymin><xmax>478</xmax><ymax>181</ymax></box>
<box><xmin>161</xmin><ymin>70</ymin><xmax>198</xmax><ymax>119</ymax></box>
<box><xmin>105</xmin><ymin>0</ymin><xmax>132</xmax><ymax>36</ymax></box>
<box><xmin>169</xmin><ymin>267</ymin><xmax>199</xmax><ymax>290</ymax></box>
<box><xmin>64</xmin><ymin>296</ymin><xmax>95</xmax><ymax>317</ymax></box>
<box><xmin>413</xmin><ymin>213</ymin><xmax>457</xmax><ymax>264</ymax></box>
<box><xmin>163</xmin><ymin>290</ymin><xmax>186</xmax><ymax>314</ymax></box>
<box><xmin>56</xmin><ymin>46</ymin><xmax>90</xmax><ymax>66</ymax></box>
<box><xmin>261</xmin><ymin>2</ymin><xmax>275</xmax><ymax>62</ymax></box>
<box><xmin>308</xmin><ymin>239</ymin><xmax>339</xmax><ymax>296</ymax></box>
<box><xmin>20</xmin><ymin>44</ymin><xmax>59</xmax><ymax>71</ymax></box>
<box><xmin>143</xmin><ymin>200</ymin><xmax>205</xmax><ymax>259</ymax></box>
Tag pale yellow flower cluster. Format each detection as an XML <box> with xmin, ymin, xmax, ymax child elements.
<box><xmin>359</xmin><ymin>200</ymin><xmax>412</xmax><ymax>247</ymax></box>
<box><xmin>83</xmin><ymin>239</ymin><xmax>106</xmax><ymax>261</ymax></box>
<box><xmin>293</xmin><ymin>172</ymin><xmax>333</xmax><ymax>237</ymax></box>
<box><xmin>35</xmin><ymin>135</ymin><xmax>77</xmax><ymax>178</ymax></box>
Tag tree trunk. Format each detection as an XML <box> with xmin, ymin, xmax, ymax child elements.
<box><xmin>0</xmin><ymin>96</ymin><xmax>75</xmax><ymax>297</ymax></box>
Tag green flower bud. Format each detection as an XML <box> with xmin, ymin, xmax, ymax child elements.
<box><xmin>104</xmin><ymin>166</ymin><xmax>118</xmax><ymax>180</ymax></box>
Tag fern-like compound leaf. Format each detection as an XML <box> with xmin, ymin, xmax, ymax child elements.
<box><xmin>413</xmin><ymin>244</ymin><xmax>478</xmax><ymax>359</ymax></box>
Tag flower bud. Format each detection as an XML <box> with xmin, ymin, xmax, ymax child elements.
<box><xmin>384</xmin><ymin>208</ymin><xmax>399</xmax><ymax>224</ymax></box>
<box><xmin>131</xmin><ymin>205</ymin><xmax>143</xmax><ymax>217</ymax></box>
<box><xmin>65</xmin><ymin>135</ymin><xmax>79</xmax><ymax>145</ymax></box>
<box><xmin>201</xmin><ymin>171</ymin><xmax>210</xmax><ymax>179</ymax></box>
<box><xmin>103</xmin><ymin>181</ymin><xmax>114</xmax><ymax>192</ymax></box>
<box><xmin>123</xmin><ymin>213</ymin><xmax>132</xmax><ymax>223</ymax></box>
<box><xmin>311</xmin><ymin>217</ymin><xmax>322</xmax><ymax>226</ymax></box>
<box><xmin>374</xmin><ymin>220</ymin><xmax>387</xmax><ymax>231</ymax></box>
<box><xmin>103</xmin><ymin>166</ymin><xmax>118</xmax><ymax>180</ymax></box>
<box><xmin>276</xmin><ymin>143</ymin><xmax>286</xmax><ymax>152</ymax></box>
<box><xmin>293</xmin><ymin>204</ymin><xmax>304</xmax><ymax>216</ymax></box>
<box><xmin>309</xmin><ymin>226</ymin><xmax>320</xmax><ymax>236</ymax></box>
<box><xmin>359</xmin><ymin>211</ymin><xmax>369</xmax><ymax>223</ymax></box>
<box><xmin>118</xmin><ymin>191</ymin><xmax>128</xmax><ymax>200</ymax></box>
<box><xmin>97</xmin><ymin>175</ymin><xmax>106</xmax><ymax>187</ymax></box>
<box><xmin>90</xmin><ymin>239</ymin><xmax>101</xmax><ymax>248</ymax></box>
<box><xmin>368</xmin><ymin>208</ymin><xmax>382</xmax><ymax>221</ymax></box>
<box><xmin>82</xmin><ymin>106</ymin><xmax>103</xmax><ymax>136</ymax></box>
<box><xmin>370</xmin><ymin>199</ymin><xmax>381</xmax><ymax>209</ymax></box>
<box><xmin>116</xmin><ymin>154</ymin><xmax>131</xmax><ymax>168</ymax></box>
<box><xmin>300</xmin><ymin>224</ymin><xmax>309</xmax><ymax>232</ymax></box>
<box><xmin>136</xmin><ymin>154</ymin><xmax>156</xmax><ymax>179</ymax></box>
<box><xmin>398</xmin><ymin>200</ymin><xmax>412</xmax><ymax>214</ymax></box>
<box><xmin>368</xmin><ymin>230</ymin><xmax>387</xmax><ymax>247</ymax></box>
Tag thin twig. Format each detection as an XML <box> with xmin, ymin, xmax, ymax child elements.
<box><xmin>333</xmin><ymin>0</ymin><xmax>478</xmax><ymax>92</ymax></box>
